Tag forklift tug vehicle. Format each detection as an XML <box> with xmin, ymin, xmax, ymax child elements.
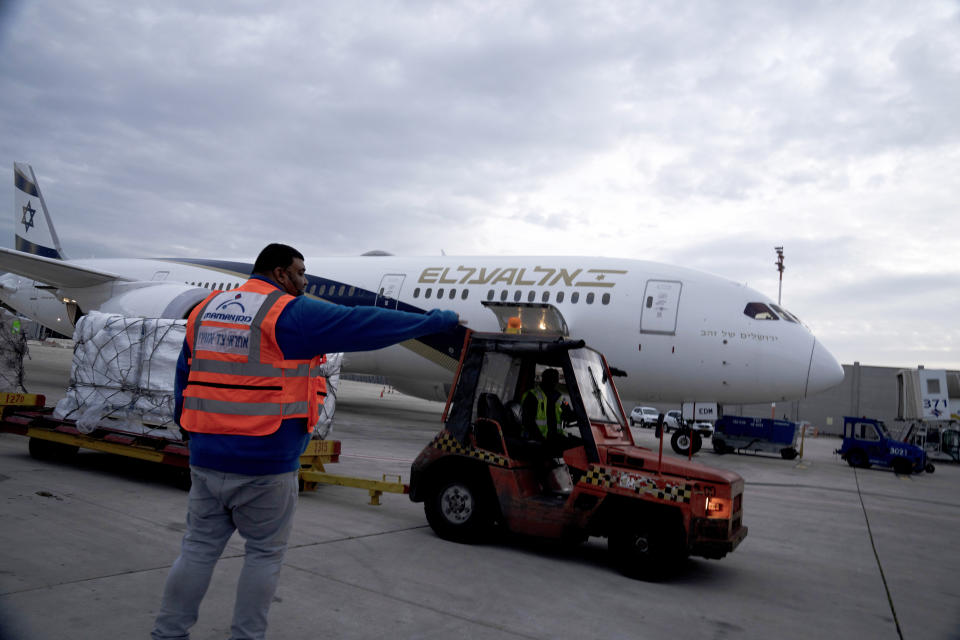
<box><xmin>409</xmin><ymin>328</ymin><xmax>748</xmax><ymax>580</ymax></box>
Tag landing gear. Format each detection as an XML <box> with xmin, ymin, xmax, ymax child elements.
<box><xmin>670</xmin><ymin>429</ymin><xmax>702</xmax><ymax>456</ymax></box>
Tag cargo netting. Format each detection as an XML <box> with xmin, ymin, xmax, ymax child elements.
<box><xmin>0</xmin><ymin>308</ymin><xmax>28</xmax><ymax>392</ymax></box>
<box><xmin>54</xmin><ymin>311</ymin><xmax>341</xmax><ymax>441</ymax></box>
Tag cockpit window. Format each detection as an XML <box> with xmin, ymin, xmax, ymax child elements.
<box><xmin>743</xmin><ymin>302</ymin><xmax>779</xmax><ymax>320</ymax></box>
<box><xmin>771</xmin><ymin>304</ymin><xmax>802</xmax><ymax>324</ymax></box>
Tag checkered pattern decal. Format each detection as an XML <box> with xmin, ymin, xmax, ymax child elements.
<box><xmin>582</xmin><ymin>466</ymin><xmax>692</xmax><ymax>504</ymax></box>
<box><xmin>432</xmin><ymin>431</ymin><xmax>509</xmax><ymax>467</ymax></box>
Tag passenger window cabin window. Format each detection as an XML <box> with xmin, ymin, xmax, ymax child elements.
<box><xmin>743</xmin><ymin>302</ymin><xmax>779</xmax><ymax>320</ymax></box>
<box><xmin>425</xmin><ymin>288</ymin><xmax>432</xmax><ymax>299</ymax></box>
<box><xmin>338</xmin><ymin>285</ymin><xmax>345</xmax><ymax>296</ymax></box>
<box><xmin>413</xmin><ymin>287</ymin><xmax>421</xmax><ymax>298</ymax></box>
<box><xmin>487</xmin><ymin>289</ymin><xmax>494</xmax><ymax>301</ymax></box>
<box><xmin>437</xmin><ymin>288</ymin><xmax>444</xmax><ymax>298</ymax></box>
<box><xmin>542</xmin><ymin>291</ymin><xmax>549</xmax><ymax>303</ymax></box>
<box><xmin>571</xmin><ymin>292</ymin><xmax>579</xmax><ymax>304</ymax></box>
<box><xmin>602</xmin><ymin>293</ymin><xmax>610</xmax><ymax>305</ymax></box>
<box><xmin>513</xmin><ymin>290</ymin><xmax>522</xmax><ymax>302</ymax></box>
<box><xmin>527</xmin><ymin>291</ymin><xmax>536</xmax><ymax>302</ymax></box>
<box><xmin>461</xmin><ymin>289</ymin><xmax>469</xmax><ymax>300</ymax></box>
<box><xmin>348</xmin><ymin>287</ymin><xmax>355</xmax><ymax>296</ymax></box>
<box><xmin>500</xmin><ymin>290</ymin><xmax>508</xmax><ymax>301</ymax></box>
<box><xmin>449</xmin><ymin>289</ymin><xmax>456</xmax><ymax>299</ymax></box>
<box><xmin>586</xmin><ymin>292</ymin><xmax>594</xmax><ymax>304</ymax></box>
<box><xmin>318</xmin><ymin>284</ymin><xmax>326</xmax><ymax>296</ymax></box>
<box><xmin>556</xmin><ymin>291</ymin><xmax>565</xmax><ymax>303</ymax></box>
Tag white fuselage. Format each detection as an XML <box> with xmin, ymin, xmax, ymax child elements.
<box><xmin>0</xmin><ymin>254</ymin><xmax>843</xmax><ymax>405</ymax></box>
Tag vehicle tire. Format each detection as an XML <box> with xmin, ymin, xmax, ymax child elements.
<box><xmin>712</xmin><ymin>438</ymin><xmax>727</xmax><ymax>454</ymax></box>
<box><xmin>846</xmin><ymin>449</ymin><xmax>869</xmax><ymax>468</ymax></box>
<box><xmin>28</xmin><ymin>438</ymin><xmax>79</xmax><ymax>462</ymax></box>
<box><xmin>609</xmin><ymin>512</ymin><xmax>684</xmax><ymax>581</ymax></box>
<box><xmin>925</xmin><ymin>463</ymin><xmax>936</xmax><ymax>473</ymax></box>
<box><xmin>892</xmin><ymin>458</ymin><xmax>913</xmax><ymax>475</ymax></box>
<box><xmin>780</xmin><ymin>448</ymin><xmax>798</xmax><ymax>460</ymax></box>
<box><xmin>670</xmin><ymin>430</ymin><xmax>702</xmax><ymax>456</ymax></box>
<box><xmin>424</xmin><ymin>474</ymin><xmax>491</xmax><ymax>544</ymax></box>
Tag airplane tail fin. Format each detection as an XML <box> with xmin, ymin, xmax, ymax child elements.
<box><xmin>13</xmin><ymin>162</ymin><xmax>66</xmax><ymax>260</ymax></box>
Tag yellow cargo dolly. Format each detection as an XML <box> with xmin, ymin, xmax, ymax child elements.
<box><xmin>0</xmin><ymin>397</ymin><xmax>410</xmax><ymax>505</ymax></box>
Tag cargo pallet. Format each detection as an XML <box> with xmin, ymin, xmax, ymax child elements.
<box><xmin>0</xmin><ymin>397</ymin><xmax>407</xmax><ymax>505</ymax></box>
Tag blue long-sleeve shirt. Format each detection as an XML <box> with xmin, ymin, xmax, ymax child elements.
<box><xmin>175</xmin><ymin>276</ymin><xmax>459</xmax><ymax>475</ymax></box>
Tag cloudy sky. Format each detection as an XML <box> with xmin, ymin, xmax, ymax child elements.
<box><xmin>0</xmin><ymin>1</ymin><xmax>958</xmax><ymax>370</ymax></box>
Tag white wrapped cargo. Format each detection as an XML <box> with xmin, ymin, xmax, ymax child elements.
<box><xmin>0</xmin><ymin>308</ymin><xmax>28</xmax><ymax>392</ymax></box>
<box><xmin>54</xmin><ymin>312</ymin><xmax>184</xmax><ymax>438</ymax></box>
<box><xmin>54</xmin><ymin>311</ymin><xmax>342</xmax><ymax>441</ymax></box>
<box><xmin>314</xmin><ymin>351</ymin><xmax>343</xmax><ymax>440</ymax></box>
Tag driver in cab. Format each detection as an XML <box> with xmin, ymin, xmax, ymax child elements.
<box><xmin>521</xmin><ymin>368</ymin><xmax>577</xmax><ymax>456</ymax></box>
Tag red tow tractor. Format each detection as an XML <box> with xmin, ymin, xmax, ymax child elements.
<box><xmin>409</xmin><ymin>328</ymin><xmax>747</xmax><ymax>579</ymax></box>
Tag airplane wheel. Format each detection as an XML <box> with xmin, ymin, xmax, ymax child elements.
<box><xmin>425</xmin><ymin>474</ymin><xmax>491</xmax><ymax>544</ymax></box>
<box><xmin>670</xmin><ymin>430</ymin><xmax>701</xmax><ymax>455</ymax></box>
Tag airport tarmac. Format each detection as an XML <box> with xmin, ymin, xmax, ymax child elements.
<box><xmin>1</xmin><ymin>342</ymin><xmax>959</xmax><ymax>639</ymax></box>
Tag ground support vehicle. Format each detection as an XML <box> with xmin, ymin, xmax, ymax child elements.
<box><xmin>712</xmin><ymin>416</ymin><xmax>800</xmax><ymax>460</ymax></box>
<box><xmin>0</xmin><ymin>400</ymin><xmax>403</xmax><ymax>505</ymax></box>
<box><xmin>837</xmin><ymin>416</ymin><xmax>934</xmax><ymax>474</ymax></box>
<box><xmin>409</xmin><ymin>331</ymin><xmax>748</xmax><ymax>580</ymax></box>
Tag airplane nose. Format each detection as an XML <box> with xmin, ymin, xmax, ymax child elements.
<box><xmin>806</xmin><ymin>339</ymin><xmax>845</xmax><ymax>396</ymax></box>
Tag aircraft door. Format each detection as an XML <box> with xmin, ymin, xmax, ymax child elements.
<box><xmin>640</xmin><ymin>280</ymin><xmax>682</xmax><ymax>335</ymax></box>
<box><xmin>376</xmin><ymin>274</ymin><xmax>406</xmax><ymax>309</ymax></box>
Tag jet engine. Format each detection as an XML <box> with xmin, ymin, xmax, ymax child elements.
<box><xmin>97</xmin><ymin>282</ymin><xmax>211</xmax><ymax>320</ymax></box>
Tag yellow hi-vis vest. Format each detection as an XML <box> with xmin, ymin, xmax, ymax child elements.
<box><xmin>181</xmin><ymin>278</ymin><xmax>327</xmax><ymax>436</ymax></box>
<box><xmin>522</xmin><ymin>386</ymin><xmax>563</xmax><ymax>439</ymax></box>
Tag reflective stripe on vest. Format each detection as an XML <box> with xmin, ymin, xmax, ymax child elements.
<box><xmin>181</xmin><ymin>279</ymin><xmax>327</xmax><ymax>436</ymax></box>
<box><xmin>522</xmin><ymin>386</ymin><xmax>563</xmax><ymax>439</ymax></box>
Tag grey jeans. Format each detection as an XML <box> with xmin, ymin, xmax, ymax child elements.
<box><xmin>151</xmin><ymin>466</ymin><xmax>299</xmax><ymax>640</ymax></box>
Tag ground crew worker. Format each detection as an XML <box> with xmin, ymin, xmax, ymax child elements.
<box><xmin>151</xmin><ymin>243</ymin><xmax>461</xmax><ymax>640</ymax></box>
<box><xmin>522</xmin><ymin>368</ymin><xmax>576</xmax><ymax>455</ymax></box>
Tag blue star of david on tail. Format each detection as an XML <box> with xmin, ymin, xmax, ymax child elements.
<box><xmin>21</xmin><ymin>201</ymin><xmax>36</xmax><ymax>232</ymax></box>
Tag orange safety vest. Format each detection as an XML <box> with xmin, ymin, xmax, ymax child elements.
<box><xmin>180</xmin><ymin>278</ymin><xmax>327</xmax><ymax>435</ymax></box>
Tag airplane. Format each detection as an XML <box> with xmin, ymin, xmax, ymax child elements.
<box><xmin>1</xmin><ymin>162</ymin><xmax>844</xmax><ymax>405</ymax></box>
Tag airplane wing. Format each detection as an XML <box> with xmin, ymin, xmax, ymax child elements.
<box><xmin>0</xmin><ymin>248</ymin><xmax>127</xmax><ymax>288</ymax></box>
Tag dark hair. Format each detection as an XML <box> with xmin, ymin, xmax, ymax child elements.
<box><xmin>252</xmin><ymin>243</ymin><xmax>304</xmax><ymax>275</ymax></box>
